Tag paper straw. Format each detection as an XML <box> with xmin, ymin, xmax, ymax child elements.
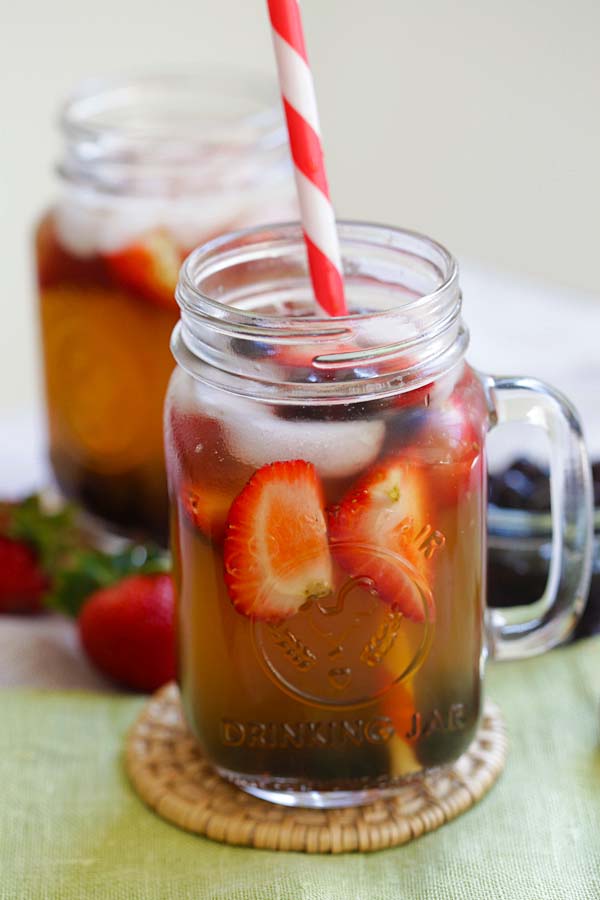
<box><xmin>267</xmin><ymin>0</ymin><xmax>348</xmax><ymax>316</ymax></box>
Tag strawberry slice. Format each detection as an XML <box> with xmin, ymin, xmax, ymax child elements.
<box><xmin>180</xmin><ymin>481</ymin><xmax>234</xmax><ymax>544</ymax></box>
<box><xmin>409</xmin><ymin>381</ymin><xmax>484</xmax><ymax>507</ymax></box>
<box><xmin>328</xmin><ymin>458</ymin><xmax>437</xmax><ymax>623</ymax></box>
<box><xmin>167</xmin><ymin>404</ymin><xmax>226</xmax><ymax>477</ymax></box>
<box><xmin>104</xmin><ymin>228</ymin><xmax>181</xmax><ymax>309</ymax></box>
<box><xmin>224</xmin><ymin>460</ymin><xmax>332</xmax><ymax>622</ymax></box>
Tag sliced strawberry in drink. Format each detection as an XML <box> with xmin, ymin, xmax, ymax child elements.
<box><xmin>409</xmin><ymin>387</ymin><xmax>484</xmax><ymax>507</ymax></box>
<box><xmin>104</xmin><ymin>228</ymin><xmax>182</xmax><ymax>309</ymax></box>
<box><xmin>328</xmin><ymin>458</ymin><xmax>437</xmax><ymax>623</ymax></box>
<box><xmin>167</xmin><ymin>405</ymin><xmax>224</xmax><ymax>477</ymax></box>
<box><xmin>169</xmin><ymin>402</ymin><xmax>250</xmax><ymax>544</ymax></box>
<box><xmin>36</xmin><ymin>213</ymin><xmax>110</xmax><ymax>290</ymax></box>
<box><xmin>180</xmin><ymin>481</ymin><xmax>234</xmax><ymax>544</ymax></box>
<box><xmin>223</xmin><ymin>460</ymin><xmax>332</xmax><ymax>622</ymax></box>
<box><xmin>433</xmin><ymin>416</ymin><xmax>482</xmax><ymax>506</ymax></box>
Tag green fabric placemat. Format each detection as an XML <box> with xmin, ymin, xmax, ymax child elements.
<box><xmin>1</xmin><ymin>638</ymin><xmax>599</xmax><ymax>900</ymax></box>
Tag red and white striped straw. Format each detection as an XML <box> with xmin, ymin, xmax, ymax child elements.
<box><xmin>267</xmin><ymin>0</ymin><xmax>348</xmax><ymax>317</ymax></box>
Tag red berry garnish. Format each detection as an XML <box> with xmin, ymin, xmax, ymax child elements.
<box><xmin>328</xmin><ymin>457</ymin><xmax>436</xmax><ymax>622</ymax></box>
<box><xmin>223</xmin><ymin>460</ymin><xmax>332</xmax><ymax>622</ymax></box>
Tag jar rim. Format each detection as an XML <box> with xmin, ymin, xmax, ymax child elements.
<box><xmin>172</xmin><ymin>220</ymin><xmax>467</xmax><ymax>404</ymax></box>
<box><xmin>58</xmin><ymin>70</ymin><xmax>289</xmax><ymax>195</ymax></box>
<box><xmin>178</xmin><ymin>219</ymin><xmax>459</xmax><ymax>331</ymax></box>
<box><xmin>60</xmin><ymin>69</ymin><xmax>286</xmax><ymax>150</ymax></box>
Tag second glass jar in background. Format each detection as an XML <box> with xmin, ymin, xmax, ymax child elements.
<box><xmin>35</xmin><ymin>72</ymin><xmax>294</xmax><ymax>542</ymax></box>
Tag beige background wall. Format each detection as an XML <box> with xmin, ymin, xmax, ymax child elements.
<box><xmin>1</xmin><ymin>0</ymin><xmax>599</xmax><ymax>414</ymax></box>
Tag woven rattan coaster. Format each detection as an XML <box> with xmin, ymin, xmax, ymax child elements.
<box><xmin>125</xmin><ymin>684</ymin><xmax>507</xmax><ymax>853</ymax></box>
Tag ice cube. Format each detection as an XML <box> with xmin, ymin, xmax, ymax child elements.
<box><xmin>170</xmin><ymin>367</ymin><xmax>386</xmax><ymax>480</ymax></box>
<box><xmin>429</xmin><ymin>361</ymin><xmax>464</xmax><ymax>405</ymax></box>
<box><xmin>355</xmin><ymin>313</ymin><xmax>420</xmax><ymax>348</ymax></box>
<box><xmin>224</xmin><ymin>412</ymin><xmax>386</xmax><ymax>479</ymax></box>
<box><xmin>170</xmin><ymin>368</ymin><xmax>260</xmax><ymax>420</ymax></box>
<box><xmin>54</xmin><ymin>190</ymin><xmax>238</xmax><ymax>258</ymax></box>
<box><xmin>54</xmin><ymin>191</ymin><xmax>165</xmax><ymax>257</ymax></box>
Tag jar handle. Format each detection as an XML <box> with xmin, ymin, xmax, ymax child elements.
<box><xmin>483</xmin><ymin>374</ymin><xmax>594</xmax><ymax>660</ymax></box>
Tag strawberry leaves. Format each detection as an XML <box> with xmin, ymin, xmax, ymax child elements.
<box><xmin>0</xmin><ymin>494</ymin><xmax>170</xmax><ymax>618</ymax></box>
<box><xmin>3</xmin><ymin>495</ymin><xmax>79</xmax><ymax>576</ymax></box>
<box><xmin>46</xmin><ymin>544</ymin><xmax>170</xmax><ymax>618</ymax></box>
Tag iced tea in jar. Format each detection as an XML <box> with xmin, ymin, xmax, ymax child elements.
<box><xmin>165</xmin><ymin>222</ymin><xmax>592</xmax><ymax>806</ymax></box>
<box><xmin>36</xmin><ymin>73</ymin><xmax>293</xmax><ymax>542</ymax></box>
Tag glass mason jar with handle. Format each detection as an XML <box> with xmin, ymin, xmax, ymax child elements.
<box><xmin>164</xmin><ymin>221</ymin><xmax>593</xmax><ymax>808</ymax></box>
<box><xmin>35</xmin><ymin>73</ymin><xmax>294</xmax><ymax>543</ymax></box>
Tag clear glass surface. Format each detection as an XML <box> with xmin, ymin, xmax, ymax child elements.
<box><xmin>165</xmin><ymin>222</ymin><xmax>593</xmax><ymax>806</ymax></box>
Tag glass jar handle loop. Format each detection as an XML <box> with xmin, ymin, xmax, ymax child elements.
<box><xmin>483</xmin><ymin>375</ymin><xmax>593</xmax><ymax>660</ymax></box>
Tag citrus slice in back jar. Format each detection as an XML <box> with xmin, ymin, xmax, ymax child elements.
<box><xmin>41</xmin><ymin>284</ymin><xmax>172</xmax><ymax>473</ymax></box>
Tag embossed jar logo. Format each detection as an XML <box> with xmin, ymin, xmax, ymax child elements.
<box><xmin>253</xmin><ymin>539</ymin><xmax>438</xmax><ymax>710</ymax></box>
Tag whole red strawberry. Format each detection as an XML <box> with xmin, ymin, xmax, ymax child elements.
<box><xmin>78</xmin><ymin>573</ymin><xmax>176</xmax><ymax>692</ymax></box>
<box><xmin>0</xmin><ymin>535</ymin><xmax>50</xmax><ymax>614</ymax></box>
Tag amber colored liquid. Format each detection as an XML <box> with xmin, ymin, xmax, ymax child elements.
<box><xmin>167</xmin><ymin>365</ymin><xmax>488</xmax><ymax>793</ymax></box>
<box><xmin>36</xmin><ymin>212</ymin><xmax>178</xmax><ymax>541</ymax></box>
